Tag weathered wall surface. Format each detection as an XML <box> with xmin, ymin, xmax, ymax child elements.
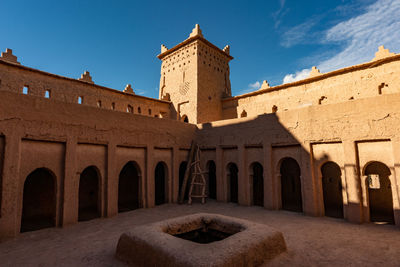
<box><xmin>0</xmin><ymin>91</ymin><xmax>195</xmax><ymax>239</ymax></box>
<box><xmin>198</xmin><ymin>92</ymin><xmax>400</xmax><ymax>226</ymax></box>
<box><xmin>222</xmin><ymin>55</ymin><xmax>400</xmax><ymax>119</ymax></box>
<box><xmin>0</xmin><ymin>60</ymin><xmax>171</xmax><ymax>118</ymax></box>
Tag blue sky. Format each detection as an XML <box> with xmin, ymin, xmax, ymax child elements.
<box><xmin>1</xmin><ymin>0</ymin><xmax>399</xmax><ymax>98</ymax></box>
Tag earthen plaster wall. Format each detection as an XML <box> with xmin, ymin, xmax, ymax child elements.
<box><xmin>0</xmin><ymin>90</ymin><xmax>196</xmax><ymax>239</ymax></box>
<box><xmin>198</xmin><ymin>91</ymin><xmax>400</xmax><ymax>226</ymax></box>
<box><xmin>222</xmin><ymin>55</ymin><xmax>400</xmax><ymax>119</ymax></box>
<box><xmin>0</xmin><ymin>60</ymin><xmax>171</xmax><ymax>118</ymax></box>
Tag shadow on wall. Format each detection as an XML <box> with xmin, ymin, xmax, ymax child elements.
<box><xmin>199</xmin><ymin>112</ymin><xmax>398</xmax><ymax>226</ymax></box>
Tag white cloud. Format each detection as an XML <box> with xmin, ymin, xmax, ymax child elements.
<box><xmin>283</xmin><ymin>68</ymin><xmax>311</xmax><ymax>84</ymax></box>
<box><xmin>282</xmin><ymin>0</ymin><xmax>400</xmax><ymax>84</ymax></box>
<box><xmin>248</xmin><ymin>81</ymin><xmax>261</xmax><ymax>89</ymax></box>
<box><xmin>319</xmin><ymin>0</ymin><xmax>400</xmax><ymax>72</ymax></box>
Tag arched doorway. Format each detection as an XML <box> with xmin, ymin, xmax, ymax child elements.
<box><xmin>280</xmin><ymin>157</ymin><xmax>302</xmax><ymax>212</ymax></box>
<box><xmin>251</xmin><ymin>162</ymin><xmax>264</xmax><ymax>206</ymax></box>
<box><xmin>79</xmin><ymin>166</ymin><xmax>100</xmax><ymax>221</ymax></box>
<box><xmin>21</xmin><ymin>168</ymin><xmax>56</xmax><ymax>232</ymax></box>
<box><xmin>207</xmin><ymin>161</ymin><xmax>217</xmax><ymax>199</ymax></box>
<box><xmin>118</xmin><ymin>162</ymin><xmax>141</xmax><ymax>212</ymax></box>
<box><xmin>365</xmin><ymin>161</ymin><xmax>394</xmax><ymax>224</ymax></box>
<box><xmin>227</xmin><ymin>163</ymin><xmax>238</xmax><ymax>203</ymax></box>
<box><xmin>179</xmin><ymin>161</ymin><xmax>189</xmax><ymax>201</ymax></box>
<box><xmin>321</xmin><ymin>161</ymin><xmax>343</xmax><ymax>218</ymax></box>
<box><xmin>155</xmin><ymin>162</ymin><xmax>167</xmax><ymax>205</ymax></box>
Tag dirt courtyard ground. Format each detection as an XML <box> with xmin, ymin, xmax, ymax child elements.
<box><xmin>0</xmin><ymin>201</ymin><xmax>399</xmax><ymax>266</ymax></box>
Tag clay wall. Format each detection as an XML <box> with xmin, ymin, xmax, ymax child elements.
<box><xmin>0</xmin><ymin>91</ymin><xmax>195</xmax><ymax>239</ymax></box>
<box><xmin>198</xmin><ymin>91</ymin><xmax>400</xmax><ymax>227</ymax></box>
<box><xmin>222</xmin><ymin>55</ymin><xmax>400</xmax><ymax>119</ymax></box>
<box><xmin>0</xmin><ymin>60</ymin><xmax>171</xmax><ymax>118</ymax></box>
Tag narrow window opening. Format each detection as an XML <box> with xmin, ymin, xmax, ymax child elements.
<box><xmin>138</xmin><ymin>107</ymin><xmax>141</xmax><ymax>114</ymax></box>
<box><xmin>272</xmin><ymin>105</ymin><xmax>278</xmax><ymax>113</ymax></box>
<box><xmin>111</xmin><ymin>102</ymin><xmax>116</xmax><ymax>110</ymax></box>
<box><xmin>240</xmin><ymin>110</ymin><xmax>247</xmax><ymax>118</ymax></box>
<box><xmin>148</xmin><ymin>109</ymin><xmax>152</xmax><ymax>115</ymax></box>
<box><xmin>127</xmin><ymin>105</ymin><xmax>133</xmax><ymax>113</ymax></box>
<box><xmin>97</xmin><ymin>100</ymin><xmax>102</xmax><ymax>108</ymax></box>
<box><xmin>23</xmin><ymin>86</ymin><xmax>29</xmax><ymax>95</ymax></box>
<box><xmin>45</xmin><ymin>90</ymin><xmax>50</xmax><ymax>99</ymax></box>
<box><xmin>78</xmin><ymin>96</ymin><xmax>83</xmax><ymax>104</ymax></box>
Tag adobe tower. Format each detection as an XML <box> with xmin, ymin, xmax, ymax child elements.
<box><xmin>158</xmin><ymin>24</ymin><xmax>233</xmax><ymax>124</ymax></box>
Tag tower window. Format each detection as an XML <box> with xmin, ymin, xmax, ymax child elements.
<box><xmin>148</xmin><ymin>109</ymin><xmax>152</xmax><ymax>115</ymax></box>
<box><xmin>138</xmin><ymin>107</ymin><xmax>141</xmax><ymax>114</ymax></box>
<box><xmin>23</xmin><ymin>86</ymin><xmax>29</xmax><ymax>95</ymax></box>
<box><xmin>111</xmin><ymin>102</ymin><xmax>116</xmax><ymax>110</ymax></box>
<box><xmin>45</xmin><ymin>90</ymin><xmax>51</xmax><ymax>98</ymax></box>
<box><xmin>78</xmin><ymin>96</ymin><xmax>83</xmax><ymax>104</ymax></box>
<box><xmin>97</xmin><ymin>100</ymin><xmax>102</xmax><ymax>108</ymax></box>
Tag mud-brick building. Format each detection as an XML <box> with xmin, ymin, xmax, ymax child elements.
<box><xmin>0</xmin><ymin>24</ymin><xmax>399</xmax><ymax>240</ymax></box>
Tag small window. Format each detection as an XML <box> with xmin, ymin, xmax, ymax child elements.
<box><xmin>240</xmin><ymin>110</ymin><xmax>247</xmax><ymax>118</ymax></box>
<box><xmin>272</xmin><ymin>105</ymin><xmax>278</xmax><ymax>113</ymax></box>
<box><xmin>23</xmin><ymin>86</ymin><xmax>29</xmax><ymax>95</ymax></box>
<box><xmin>138</xmin><ymin>107</ymin><xmax>141</xmax><ymax>114</ymax></box>
<box><xmin>148</xmin><ymin>109</ymin><xmax>152</xmax><ymax>115</ymax></box>
<box><xmin>111</xmin><ymin>102</ymin><xmax>116</xmax><ymax>110</ymax></box>
<box><xmin>127</xmin><ymin>105</ymin><xmax>133</xmax><ymax>113</ymax></box>
<box><xmin>97</xmin><ymin>100</ymin><xmax>102</xmax><ymax>108</ymax></box>
<box><xmin>78</xmin><ymin>96</ymin><xmax>83</xmax><ymax>104</ymax></box>
<box><xmin>44</xmin><ymin>90</ymin><xmax>51</xmax><ymax>98</ymax></box>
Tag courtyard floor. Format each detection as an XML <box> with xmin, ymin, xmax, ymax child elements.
<box><xmin>0</xmin><ymin>201</ymin><xmax>399</xmax><ymax>266</ymax></box>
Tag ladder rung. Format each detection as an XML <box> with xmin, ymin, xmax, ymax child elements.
<box><xmin>190</xmin><ymin>195</ymin><xmax>207</xmax><ymax>198</ymax></box>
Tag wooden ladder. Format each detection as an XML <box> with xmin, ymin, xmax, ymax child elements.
<box><xmin>187</xmin><ymin>145</ymin><xmax>207</xmax><ymax>204</ymax></box>
<box><xmin>178</xmin><ymin>142</ymin><xmax>207</xmax><ymax>204</ymax></box>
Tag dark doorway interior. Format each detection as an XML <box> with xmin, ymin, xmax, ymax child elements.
<box><xmin>208</xmin><ymin>161</ymin><xmax>217</xmax><ymax>199</ymax></box>
<box><xmin>79</xmin><ymin>166</ymin><xmax>100</xmax><ymax>221</ymax></box>
<box><xmin>155</xmin><ymin>162</ymin><xmax>167</xmax><ymax>205</ymax></box>
<box><xmin>118</xmin><ymin>162</ymin><xmax>140</xmax><ymax>213</ymax></box>
<box><xmin>365</xmin><ymin>161</ymin><xmax>394</xmax><ymax>224</ymax></box>
<box><xmin>228</xmin><ymin>163</ymin><xmax>238</xmax><ymax>203</ymax></box>
<box><xmin>21</xmin><ymin>168</ymin><xmax>56</xmax><ymax>232</ymax></box>
<box><xmin>252</xmin><ymin>162</ymin><xmax>264</xmax><ymax>206</ymax></box>
<box><xmin>280</xmin><ymin>157</ymin><xmax>303</xmax><ymax>212</ymax></box>
<box><xmin>321</xmin><ymin>161</ymin><xmax>344</xmax><ymax>218</ymax></box>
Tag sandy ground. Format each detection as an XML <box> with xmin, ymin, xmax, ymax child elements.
<box><xmin>0</xmin><ymin>201</ymin><xmax>399</xmax><ymax>266</ymax></box>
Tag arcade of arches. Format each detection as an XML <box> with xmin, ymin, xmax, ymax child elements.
<box><xmin>18</xmin><ymin>157</ymin><xmax>398</xmax><ymax>233</ymax></box>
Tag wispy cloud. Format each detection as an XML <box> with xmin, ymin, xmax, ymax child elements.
<box><xmin>318</xmin><ymin>0</ymin><xmax>400</xmax><ymax>72</ymax></box>
<box><xmin>280</xmin><ymin>18</ymin><xmax>319</xmax><ymax>48</ymax></box>
<box><xmin>272</xmin><ymin>0</ymin><xmax>288</xmax><ymax>29</ymax></box>
<box><xmin>283</xmin><ymin>68</ymin><xmax>311</xmax><ymax>84</ymax></box>
<box><xmin>281</xmin><ymin>0</ymin><xmax>400</xmax><ymax>83</ymax></box>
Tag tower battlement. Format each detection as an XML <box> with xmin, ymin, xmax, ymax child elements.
<box><xmin>158</xmin><ymin>24</ymin><xmax>233</xmax><ymax>124</ymax></box>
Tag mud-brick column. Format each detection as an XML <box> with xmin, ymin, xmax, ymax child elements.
<box><xmin>146</xmin><ymin>143</ymin><xmax>154</xmax><ymax>208</ymax></box>
<box><xmin>300</xmin><ymin>141</ymin><xmax>318</xmax><ymax>216</ymax></box>
<box><xmin>0</xmin><ymin>131</ymin><xmax>21</xmax><ymax>239</ymax></box>
<box><xmin>216</xmin><ymin>146</ymin><xmax>225</xmax><ymax>202</ymax></box>
<box><xmin>391</xmin><ymin>139</ymin><xmax>400</xmax><ymax>227</ymax></box>
<box><xmin>106</xmin><ymin>140</ymin><xmax>117</xmax><ymax>217</ymax></box>
<box><xmin>62</xmin><ymin>136</ymin><xmax>78</xmax><ymax>226</ymax></box>
<box><xmin>342</xmin><ymin>140</ymin><xmax>363</xmax><ymax>223</ymax></box>
<box><xmin>238</xmin><ymin>143</ymin><xmax>249</xmax><ymax>205</ymax></box>
<box><xmin>262</xmin><ymin>139</ymin><xmax>275</xmax><ymax>209</ymax></box>
<box><xmin>172</xmin><ymin>146</ymin><xmax>179</xmax><ymax>203</ymax></box>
